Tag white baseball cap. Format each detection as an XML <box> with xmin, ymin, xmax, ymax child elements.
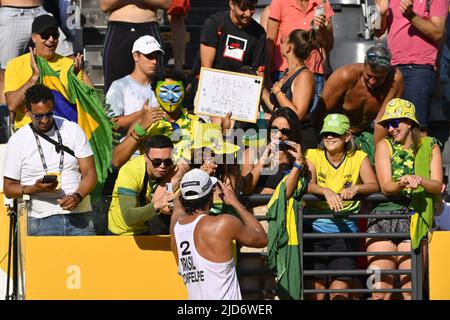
<box><xmin>180</xmin><ymin>169</ymin><xmax>218</xmax><ymax>200</ymax></box>
<box><xmin>132</xmin><ymin>35</ymin><xmax>165</xmax><ymax>55</ymax></box>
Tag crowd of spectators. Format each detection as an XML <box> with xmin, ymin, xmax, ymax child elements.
<box><xmin>0</xmin><ymin>0</ymin><xmax>449</xmax><ymax>300</ymax></box>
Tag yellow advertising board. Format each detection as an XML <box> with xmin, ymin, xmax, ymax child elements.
<box><xmin>428</xmin><ymin>231</ymin><xmax>450</xmax><ymax>300</ymax></box>
<box><xmin>0</xmin><ymin>194</ymin><xmax>187</xmax><ymax>300</ymax></box>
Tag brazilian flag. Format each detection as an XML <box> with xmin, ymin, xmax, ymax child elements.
<box><xmin>36</xmin><ymin>56</ymin><xmax>112</xmax><ymax>183</ymax></box>
<box><xmin>267</xmin><ymin>175</ymin><xmax>307</xmax><ymax>300</ymax></box>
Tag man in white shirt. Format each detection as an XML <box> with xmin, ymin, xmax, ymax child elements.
<box><xmin>3</xmin><ymin>84</ymin><xmax>97</xmax><ymax>236</ymax></box>
<box><xmin>106</xmin><ymin>35</ymin><xmax>165</xmax><ymax>134</ymax></box>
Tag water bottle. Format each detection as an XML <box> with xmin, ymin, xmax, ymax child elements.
<box><xmin>314</xmin><ymin>1</ymin><xmax>326</xmax><ymax>30</ymax></box>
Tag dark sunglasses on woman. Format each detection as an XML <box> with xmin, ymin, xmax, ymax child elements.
<box><xmin>382</xmin><ymin>119</ymin><xmax>401</xmax><ymax>129</ymax></box>
<box><xmin>271</xmin><ymin>126</ymin><xmax>292</xmax><ymax>137</ymax></box>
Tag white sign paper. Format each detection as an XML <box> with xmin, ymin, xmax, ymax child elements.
<box><xmin>195</xmin><ymin>67</ymin><xmax>263</xmax><ymax>123</ymax></box>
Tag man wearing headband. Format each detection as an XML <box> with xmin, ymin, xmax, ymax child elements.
<box><xmin>312</xmin><ymin>45</ymin><xmax>404</xmax><ymax>164</ymax></box>
<box><xmin>374</xmin><ymin>0</ymin><xmax>449</xmax><ymax>132</ymax></box>
<box><xmin>170</xmin><ymin>168</ymin><xmax>267</xmax><ymax>300</ymax></box>
<box><xmin>111</xmin><ymin>69</ymin><xmax>201</xmax><ymax>169</ymax></box>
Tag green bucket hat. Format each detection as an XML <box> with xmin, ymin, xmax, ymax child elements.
<box><xmin>320</xmin><ymin>113</ymin><xmax>350</xmax><ymax>135</ymax></box>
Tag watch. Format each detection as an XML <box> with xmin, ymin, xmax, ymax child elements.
<box><xmin>73</xmin><ymin>192</ymin><xmax>83</xmax><ymax>202</ymax></box>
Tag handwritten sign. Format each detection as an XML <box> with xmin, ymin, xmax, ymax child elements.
<box><xmin>194</xmin><ymin>68</ymin><xmax>263</xmax><ymax>123</ymax></box>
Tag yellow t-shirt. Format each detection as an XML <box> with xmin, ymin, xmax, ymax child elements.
<box><xmin>4</xmin><ymin>53</ymin><xmax>82</xmax><ymax>129</ymax></box>
<box><xmin>145</xmin><ymin>109</ymin><xmax>201</xmax><ymax>160</ymax></box>
<box><xmin>108</xmin><ymin>155</ymin><xmax>155</xmax><ymax>235</ymax></box>
<box><xmin>305</xmin><ymin>149</ymin><xmax>368</xmax><ymax>214</ymax></box>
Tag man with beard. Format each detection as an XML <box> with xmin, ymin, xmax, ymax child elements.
<box><xmin>3</xmin><ymin>84</ymin><xmax>97</xmax><ymax>236</ymax></box>
<box><xmin>312</xmin><ymin>45</ymin><xmax>404</xmax><ymax>163</ymax></box>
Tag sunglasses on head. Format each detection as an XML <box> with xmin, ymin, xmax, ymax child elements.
<box><xmin>366</xmin><ymin>52</ymin><xmax>390</xmax><ymax>69</ymax></box>
<box><xmin>39</xmin><ymin>30</ymin><xmax>60</xmax><ymax>40</ymax></box>
<box><xmin>146</xmin><ymin>154</ymin><xmax>173</xmax><ymax>168</ymax></box>
<box><xmin>321</xmin><ymin>131</ymin><xmax>344</xmax><ymax>138</ymax></box>
<box><xmin>31</xmin><ymin>111</ymin><xmax>54</xmax><ymax>120</ymax></box>
<box><xmin>271</xmin><ymin>126</ymin><xmax>292</xmax><ymax>137</ymax></box>
<box><xmin>381</xmin><ymin>119</ymin><xmax>401</xmax><ymax>129</ymax></box>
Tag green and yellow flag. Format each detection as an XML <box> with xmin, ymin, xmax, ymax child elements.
<box><xmin>410</xmin><ymin>136</ymin><xmax>438</xmax><ymax>250</ymax></box>
<box><xmin>36</xmin><ymin>56</ymin><xmax>112</xmax><ymax>183</ymax></box>
<box><xmin>267</xmin><ymin>176</ymin><xmax>307</xmax><ymax>300</ymax></box>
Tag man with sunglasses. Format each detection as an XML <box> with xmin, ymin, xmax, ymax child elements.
<box><xmin>3</xmin><ymin>84</ymin><xmax>97</xmax><ymax>236</ymax></box>
<box><xmin>312</xmin><ymin>45</ymin><xmax>404</xmax><ymax>163</ymax></box>
<box><xmin>0</xmin><ymin>0</ymin><xmax>73</xmax><ymax>110</ymax></box>
<box><xmin>374</xmin><ymin>0</ymin><xmax>449</xmax><ymax>133</ymax></box>
<box><xmin>108</xmin><ymin>135</ymin><xmax>189</xmax><ymax>236</ymax></box>
<box><xmin>4</xmin><ymin>15</ymin><xmax>92</xmax><ymax>131</ymax></box>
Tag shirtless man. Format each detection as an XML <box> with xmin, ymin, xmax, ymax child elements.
<box><xmin>312</xmin><ymin>45</ymin><xmax>404</xmax><ymax>163</ymax></box>
<box><xmin>170</xmin><ymin>169</ymin><xmax>267</xmax><ymax>300</ymax></box>
<box><xmin>0</xmin><ymin>0</ymin><xmax>73</xmax><ymax>105</ymax></box>
<box><xmin>100</xmin><ymin>0</ymin><xmax>171</xmax><ymax>93</ymax></box>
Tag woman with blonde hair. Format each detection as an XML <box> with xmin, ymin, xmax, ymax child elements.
<box><xmin>368</xmin><ymin>98</ymin><xmax>443</xmax><ymax>300</ymax></box>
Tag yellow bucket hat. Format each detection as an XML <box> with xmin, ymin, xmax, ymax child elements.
<box><xmin>378</xmin><ymin>98</ymin><xmax>420</xmax><ymax>127</ymax></box>
<box><xmin>191</xmin><ymin>123</ymin><xmax>240</xmax><ymax>155</ymax></box>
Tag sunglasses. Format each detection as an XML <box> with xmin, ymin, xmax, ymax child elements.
<box><xmin>366</xmin><ymin>52</ymin><xmax>390</xmax><ymax>68</ymax></box>
<box><xmin>39</xmin><ymin>30</ymin><xmax>60</xmax><ymax>40</ymax></box>
<box><xmin>381</xmin><ymin>119</ymin><xmax>401</xmax><ymax>129</ymax></box>
<box><xmin>321</xmin><ymin>131</ymin><xmax>344</xmax><ymax>138</ymax></box>
<box><xmin>31</xmin><ymin>111</ymin><xmax>54</xmax><ymax>120</ymax></box>
<box><xmin>271</xmin><ymin>126</ymin><xmax>292</xmax><ymax>137</ymax></box>
<box><xmin>146</xmin><ymin>154</ymin><xmax>173</xmax><ymax>168</ymax></box>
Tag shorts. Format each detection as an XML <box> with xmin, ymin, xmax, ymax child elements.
<box><xmin>0</xmin><ymin>6</ymin><xmax>73</xmax><ymax>69</ymax></box>
<box><xmin>167</xmin><ymin>0</ymin><xmax>191</xmax><ymax>16</ymax></box>
<box><xmin>367</xmin><ymin>207</ymin><xmax>411</xmax><ymax>245</ymax></box>
<box><xmin>303</xmin><ymin>225</ymin><xmax>359</xmax><ymax>281</ymax></box>
<box><xmin>102</xmin><ymin>21</ymin><xmax>164</xmax><ymax>93</ymax></box>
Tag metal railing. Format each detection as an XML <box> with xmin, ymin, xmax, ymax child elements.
<box><xmin>238</xmin><ymin>192</ymin><xmax>425</xmax><ymax>300</ymax></box>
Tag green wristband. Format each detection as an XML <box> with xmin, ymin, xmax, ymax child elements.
<box><xmin>134</xmin><ymin>124</ymin><xmax>146</xmax><ymax>137</ymax></box>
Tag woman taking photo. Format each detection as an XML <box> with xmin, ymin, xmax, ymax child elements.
<box><xmin>241</xmin><ymin>107</ymin><xmax>306</xmax><ymax>197</ymax></box>
<box><xmin>368</xmin><ymin>98</ymin><xmax>443</xmax><ymax>300</ymax></box>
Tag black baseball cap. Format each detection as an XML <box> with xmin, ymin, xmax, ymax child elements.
<box><xmin>32</xmin><ymin>15</ymin><xmax>59</xmax><ymax>34</ymax></box>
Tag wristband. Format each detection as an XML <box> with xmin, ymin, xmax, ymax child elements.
<box><xmin>293</xmin><ymin>162</ymin><xmax>304</xmax><ymax>171</ymax></box>
<box><xmin>275</xmin><ymin>90</ymin><xmax>283</xmax><ymax>96</ymax></box>
<box><xmin>133</xmin><ymin>123</ymin><xmax>146</xmax><ymax>137</ymax></box>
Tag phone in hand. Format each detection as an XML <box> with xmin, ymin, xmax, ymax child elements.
<box><xmin>278</xmin><ymin>141</ymin><xmax>291</xmax><ymax>152</ymax></box>
<box><xmin>42</xmin><ymin>174</ymin><xmax>58</xmax><ymax>183</ymax></box>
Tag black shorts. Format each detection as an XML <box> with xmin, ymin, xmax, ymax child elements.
<box><xmin>303</xmin><ymin>226</ymin><xmax>359</xmax><ymax>281</ymax></box>
<box><xmin>102</xmin><ymin>21</ymin><xmax>165</xmax><ymax>93</ymax></box>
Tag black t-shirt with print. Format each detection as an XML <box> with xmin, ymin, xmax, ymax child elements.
<box><xmin>196</xmin><ymin>10</ymin><xmax>266</xmax><ymax>73</ymax></box>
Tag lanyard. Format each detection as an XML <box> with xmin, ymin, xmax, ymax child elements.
<box><xmin>32</xmin><ymin>123</ymin><xmax>64</xmax><ymax>174</ymax></box>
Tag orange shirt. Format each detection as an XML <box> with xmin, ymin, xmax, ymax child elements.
<box><xmin>269</xmin><ymin>0</ymin><xmax>334</xmax><ymax>74</ymax></box>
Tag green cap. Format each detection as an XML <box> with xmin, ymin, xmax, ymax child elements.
<box><xmin>320</xmin><ymin>113</ymin><xmax>350</xmax><ymax>135</ymax></box>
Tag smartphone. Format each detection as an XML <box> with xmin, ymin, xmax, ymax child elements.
<box><xmin>278</xmin><ymin>141</ymin><xmax>291</xmax><ymax>152</ymax></box>
<box><xmin>42</xmin><ymin>174</ymin><xmax>58</xmax><ymax>183</ymax></box>
<box><xmin>166</xmin><ymin>183</ymin><xmax>174</xmax><ymax>209</ymax></box>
